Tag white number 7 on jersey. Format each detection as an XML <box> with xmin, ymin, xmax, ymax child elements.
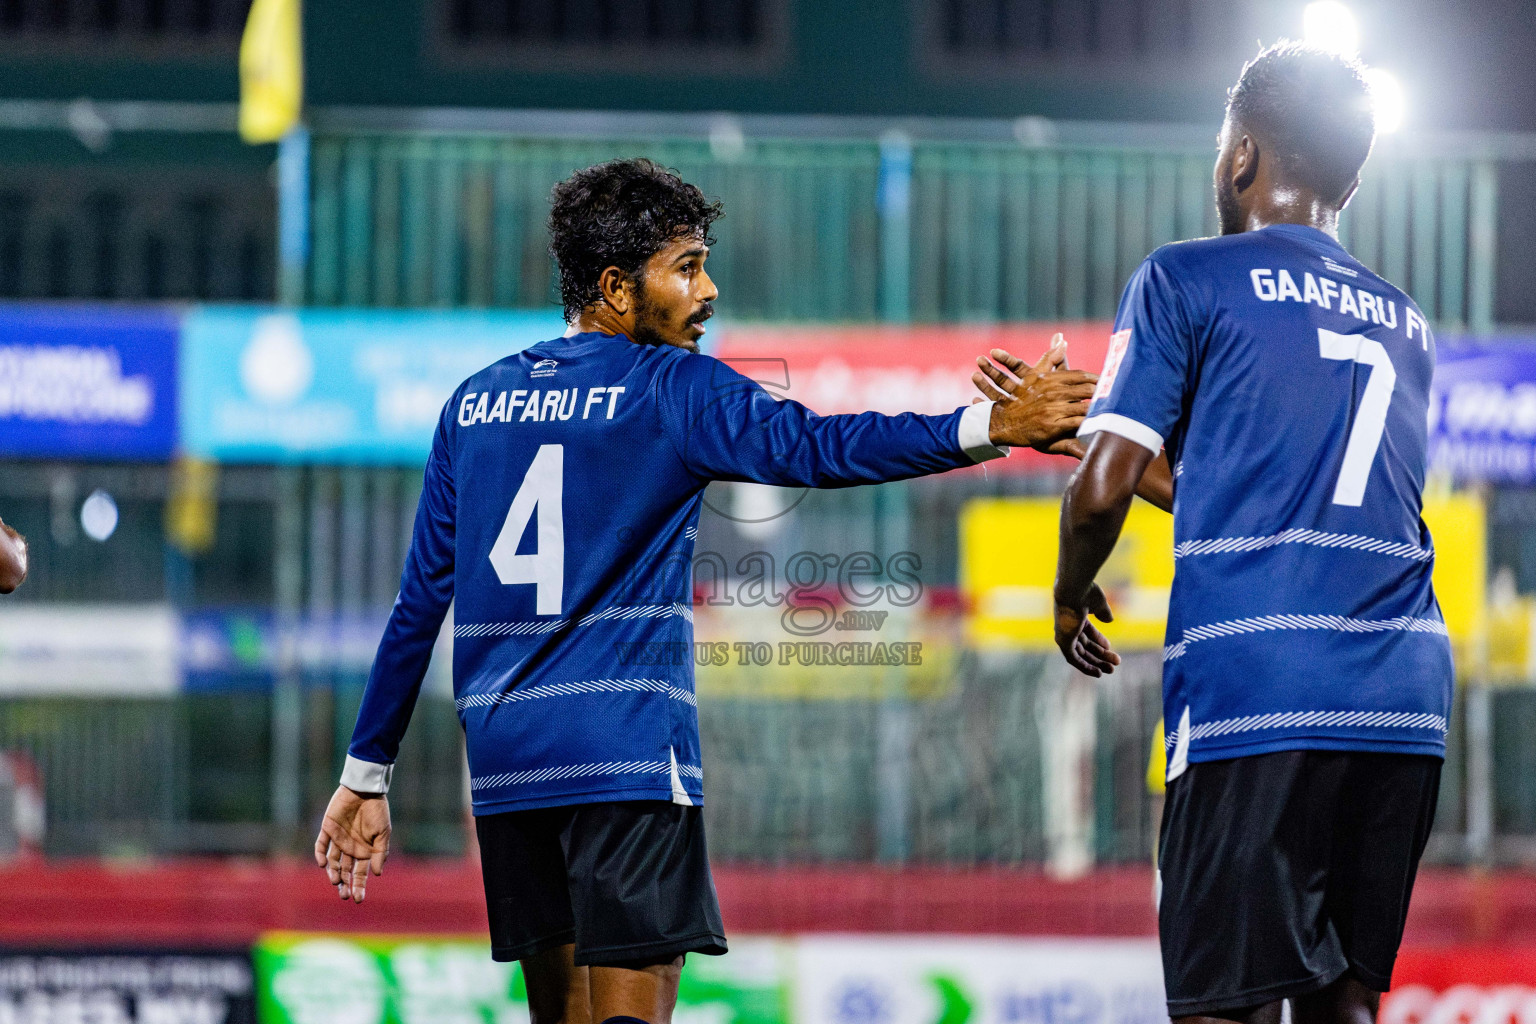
<box><xmin>1318</xmin><ymin>328</ymin><xmax>1396</xmax><ymax>507</ymax></box>
<box><xmin>488</xmin><ymin>444</ymin><xmax>564</xmax><ymax>615</ymax></box>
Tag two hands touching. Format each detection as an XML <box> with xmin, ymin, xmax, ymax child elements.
<box><xmin>965</xmin><ymin>335</ymin><xmax>1159</xmax><ymax>681</ymax></box>
<box><xmin>975</xmin><ymin>334</ymin><xmax>1097</xmax><ymax>456</ymax></box>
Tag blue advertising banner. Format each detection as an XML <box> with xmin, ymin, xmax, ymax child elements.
<box><xmin>1430</xmin><ymin>340</ymin><xmax>1536</xmax><ymax>484</ymax></box>
<box><xmin>180</xmin><ymin>307</ymin><xmax>565</xmax><ymax>462</ymax></box>
<box><xmin>0</xmin><ymin>305</ymin><xmax>179</xmax><ymax>460</ymax></box>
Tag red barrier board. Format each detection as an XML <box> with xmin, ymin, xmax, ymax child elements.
<box><xmin>6</xmin><ymin>862</ymin><xmax>1536</xmax><ymax>954</ymax></box>
<box><xmin>1387</xmin><ymin>948</ymin><xmax>1536</xmax><ymax>1024</ymax></box>
<box><xmin>713</xmin><ymin>322</ymin><xmax>1116</xmax><ymax>473</ymax></box>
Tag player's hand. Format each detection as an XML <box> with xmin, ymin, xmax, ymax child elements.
<box><xmin>977</xmin><ymin>335</ymin><xmax>1098</xmax><ymax>452</ymax></box>
<box><xmin>1053</xmin><ymin>582</ymin><xmax>1121</xmax><ymax>677</ymax></box>
<box><xmin>314</xmin><ymin>785</ymin><xmax>391</xmax><ymax>903</ymax></box>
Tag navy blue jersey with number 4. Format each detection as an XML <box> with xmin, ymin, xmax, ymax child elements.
<box><xmin>341</xmin><ymin>330</ymin><xmax>1007</xmax><ymax>814</ymax></box>
<box><xmin>1080</xmin><ymin>224</ymin><xmax>1453</xmax><ymax>777</ymax></box>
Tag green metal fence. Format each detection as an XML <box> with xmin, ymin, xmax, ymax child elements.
<box><xmin>299</xmin><ymin>114</ymin><xmax>1501</xmax><ymax>330</ymax></box>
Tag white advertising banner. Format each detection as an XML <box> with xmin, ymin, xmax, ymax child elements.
<box><xmin>794</xmin><ymin>936</ymin><xmax>1166</xmax><ymax>1024</ymax></box>
<box><xmin>0</xmin><ymin>604</ymin><xmax>180</xmax><ymax>695</ymax></box>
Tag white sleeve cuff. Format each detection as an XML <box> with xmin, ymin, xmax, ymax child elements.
<box><xmin>340</xmin><ymin>755</ymin><xmax>393</xmax><ymax>795</ymax></box>
<box><xmin>1078</xmin><ymin>413</ymin><xmax>1163</xmax><ymax>455</ymax></box>
<box><xmin>958</xmin><ymin>401</ymin><xmax>1010</xmax><ymax>463</ymax></box>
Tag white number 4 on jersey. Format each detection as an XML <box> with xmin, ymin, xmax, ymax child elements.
<box><xmin>489</xmin><ymin>444</ymin><xmax>565</xmax><ymax>615</ymax></box>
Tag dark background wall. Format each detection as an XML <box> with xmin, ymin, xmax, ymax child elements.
<box><xmin>0</xmin><ymin>0</ymin><xmax>1530</xmax><ymax>132</ymax></box>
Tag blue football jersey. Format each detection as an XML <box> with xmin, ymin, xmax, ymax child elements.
<box><xmin>341</xmin><ymin>330</ymin><xmax>1007</xmax><ymax>814</ymax></box>
<box><xmin>1080</xmin><ymin>224</ymin><xmax>1453</xmax><ymax>775</ymax></box>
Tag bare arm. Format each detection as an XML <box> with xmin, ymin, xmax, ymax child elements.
<box><xmin>1054</xmin><ymin>432</ymin><xmax>1155</xmax><ymax>676</ymax></box>
<box><xmin>0</xmin><ymin>518</ymin><xmax>27</xmax><ymax>594</ymax></box>
<box><xmin>1052</xmin><ymin>439</ymin><xmax>1174</xmax><ymax>513</ymax></box>
<box><xmin>974</xmin><ymin>346</ymin><xmax>1174</xmax><ymax>513</ymax></box>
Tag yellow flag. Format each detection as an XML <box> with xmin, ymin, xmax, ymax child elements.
<box><xmin>239</xmin><ymin>0</ymin><xmax>302</xmax><ymax>143</ymax></box>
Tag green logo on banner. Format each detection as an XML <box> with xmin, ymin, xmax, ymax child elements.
<box><xmin>255</xmin><ymin>934</ymin><xmax>790</xmax><ymax>1024</ymax></box>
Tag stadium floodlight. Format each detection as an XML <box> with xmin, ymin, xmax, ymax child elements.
<box><xmin>1364</xmin><ymin>68</ymin><xmax>1405</xmax><ymax>134</ymax></box>
<box><xmin>1303</xmin><ymin>1</ymin><xmax>1360</xmax><ymax>55</ymax></box>
<box><xmin>80</xmin><ymin>489</ymin><xmax>118</xmax><ymax>542</ymax></box>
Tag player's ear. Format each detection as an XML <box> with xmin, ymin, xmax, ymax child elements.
<box><xmin>1337</xmin><ymin>175</ymin><xmax>1361</xmax><ymax>212</ymax></box>
<box><xmin>597</xmin><ymin>265</ymin><xmax>633</xmax><ymax>316</ymax></box>
<box><xmin>1231</xmin><ymin>134</ymin><xmax>1259</xmax><ymax>194</ymax></box>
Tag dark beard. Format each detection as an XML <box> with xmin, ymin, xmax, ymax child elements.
<box><xmin>1215</xmin><ymin>176</ymin><xmax>1245</xmax><ymax>236</ymax></box>
<box><xmin>631</xmin><ymin>285</ymin><xmax>704</xmax><ymax>353</ymax></box>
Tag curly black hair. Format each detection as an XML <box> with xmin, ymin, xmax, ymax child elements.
<box><xmin>548</xmin><ymin>158</ymin><xmax>724</xmax><ymax>322</ymax></box>
<box><xmin>1227</xmin><ymin>41</ymin><xmax>1376</xmax><ymax>205</ymax></box>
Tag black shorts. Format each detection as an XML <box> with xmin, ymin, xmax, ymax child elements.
<box><xmin>1158</xmin><ymin>750</ymin><xmax>1440</xmax><ymax>1017</ymax></box>
<box><xmin>476</xmin><ymin>800</ymin><xmax>728</xmax><ymax>966</ymax></box>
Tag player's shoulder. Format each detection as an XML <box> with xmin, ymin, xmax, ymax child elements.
<box><xmin>647</xmin><ymin>343</ymin><xmax>759</xmax><ymax>393</ymax></box>
<box><xmin>1144</xmin><ymin>232</ymin><xmax>1270</xmax><ymax>274</ymax></box>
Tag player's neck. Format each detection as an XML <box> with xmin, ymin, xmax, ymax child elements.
<box><xmin>1242</xmin><ymin>192</ymin><xmax>1340</xmax><ymax>239</ymax></box>
<box><xmin>568</xmin><ymin>305</ymin><xmax>635</xmax><ymax>341</ymax></box>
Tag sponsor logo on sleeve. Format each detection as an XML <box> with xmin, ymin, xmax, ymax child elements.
<box><xmin>1094</xmin><ymin>329</ymin><xmax>1132</xmax><ymax>402</ymax></box>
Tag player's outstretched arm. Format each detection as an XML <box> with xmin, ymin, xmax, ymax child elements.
<box><xmin>976</xmin><ymin>346</ymin><xmax>1174</xmax><ymax>513</ymax></box>
<box><xmin>1055</xmin><ymin>432</ymin><xmax>1155</xmax><ymax>676</ymax></box>
<box><xmin>315</xmin><ymin>785</ymin><xmax>391</xmax><ymax>903</ymax></box>
<box><xmin>665</xmin><ymin>349</ymin><xmax>1097</xmax><ymax>489</ymax></box>
<box><xmin>0</xmin><ymin>516</ymin><xmax>27</xmax><ymax>594</ymax></box>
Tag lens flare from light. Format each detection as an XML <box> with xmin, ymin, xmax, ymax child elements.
<box><xmin>1304</xmin><ymin>1</ymin><xmax>1360</xmax><ymax>55</ymax></box>
<box><xmin>1364</xmin><ymin>68</ymin><xmax>1405</xmax><ymax>134</ymax></box>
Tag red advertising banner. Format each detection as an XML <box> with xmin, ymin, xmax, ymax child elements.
<box><xmin>712</xmin><ymin>322</ymin><xmax>1117</xmax><ymax>473</ymax></box>
<box><xmin>1386</xmin><ymin>948</ymin><xmax>1536</xmax><ymax>1024</ymax></box>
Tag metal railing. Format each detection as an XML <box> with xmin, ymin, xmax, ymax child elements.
<box><xmin>295</xmin><ymin>109</ymin><xmax>1513</xmax><ymax>329</ymax></box>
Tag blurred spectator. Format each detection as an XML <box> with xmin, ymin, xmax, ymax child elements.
<box><xmin>0</xmin><ymin>516</ymin><xmax>25</xmax><ymax>593</ymax></box>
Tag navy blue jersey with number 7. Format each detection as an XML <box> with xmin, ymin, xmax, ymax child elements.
<box><xmin>340</xmin><ymin>330</ymin><xmax>1008</xmax><ymax>814</ymax></box>
<box><xmin>1079</xmin><ymin>224</ymin><xmax>1453</xmax><ymax>779</ymax></box>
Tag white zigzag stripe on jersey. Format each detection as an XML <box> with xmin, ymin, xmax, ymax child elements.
<box><xmin>677</xmin><ymin>763</ymin><xmax>704</xmax><ymax>780</ymax></box>
<box><xmin>1163</xmin><ymin>614</ymin><xmax>1446</xmax><ymax>661</ymax></box>
<box><xmin>453</xmin><ymin>618</ymin><xmax>570</xmax><ymax>638</ymax></box>
<box><xmin>1163</xmin><ymin>710</ymin><xmax>1448</xmax><ymax>749</ymax></box>
<box><xmin>576</xmin><ymin>603</ymin><xmax>694</xmax><ymax>628</ymax></box>
<box><xmin>471</xmin><ymin>759</ymin><xmax>701</xmax><ymax>791</ymax></box>
<box><xmin>455</xmin><ymin>603</ymin><xmax>693</xmax><ymax>638</ymax></box>
<box><xmin>455</xmin><ymin>678</ymin><xmax>697</xmax><ymax>711</ymax></box>
<box><xmin>684</xmin><ymin>527</ymin><xmax>698</xmax><ymax>539</ymax></box>
<box><xmin>1173</xmin><ymin>528</ymin><xmax>1433</xmax><ymax>562</ymax></box>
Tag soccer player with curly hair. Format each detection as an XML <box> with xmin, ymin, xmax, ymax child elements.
<box><xmin>315</xmin><ymin>157</ymin><xmax>1101</xmax><ymax>1024</ymax></box>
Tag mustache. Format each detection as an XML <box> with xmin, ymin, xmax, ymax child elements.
<box><xmin>687</xmin><ymin>303</ymin><xmax>714</xmax><ymax>325</ymax></box>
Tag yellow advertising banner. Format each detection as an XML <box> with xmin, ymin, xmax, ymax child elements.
<box><xmin>962</xmin><ymin>492</ymin><xmax>1488</xmax><ymax>666</ymax></box>
<box><xmin>961</xmin><ymin>496</ymin><xmax>1174</xmax><ymax>652</ymax></box>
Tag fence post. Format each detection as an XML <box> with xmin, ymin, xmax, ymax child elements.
<box><xmin>1465</xmin><ymin>679</ymin><xmax>1493</xmax><ymax>864</ymax></box>
<box><xmin>1468</xmin><ymin>160</ymin><xmax>1497</xmax><ymax>336</ymax></box>
<box><xmin>878</xmin><ymin>131</ymin><xmax>912</xmax><ymax>324</ymax></box>
<box><xmin>270</xmin><ymin>467</ymin><xmax>305</xmax><ymax>852</ymax></box>
<box><xmin>277</xmin><ymin>126</ymin><xmax>311</xmax><ymax>306</ymax></box>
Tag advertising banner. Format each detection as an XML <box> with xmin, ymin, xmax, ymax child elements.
<box><xmin>254</xmin><ymin>933</ymin><xmax>789</xmax><ymax>1024</ymax></box>
<box><xmin>792</xmin><ymin>936</ymin><xmax>1165</xmax><ymax>1024</ymax></box>
<box><xmin>1384</xmin><ymin>947</ymin><xmax>1536</xmax><ymax>1024</ymax></box>
<box><xmin>1429</xmin><ymin>340</ymin><xmax>1536</xmax><ymax>485</ymax></box>
<box><xmin>0</xmin><ymin>305</ymin><xmax>179</xmax><ymax>460</ymax></box>
<box><xmin>180</xmin><ymin>308</ymin><xmax>565</xmax><ymax>463</ymax></box>
<box><xmin>959</xmin><ymin>490</ymin><xmax>1485</xmax><ymax>655</ymax></box>
<box><xmin>0</xmin><ymin>604</ymin><xmax>181</xmax><ymax>696</ymax></box>
<box><xmin>0</xmin><ymin>950</ymin><xmax>254</xmax><ymax>1024</ymax></box>
<box><xmin>712</xmin><ymin>324</ymin><xmax>1116</xmax><ymax>475</ymax></box>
